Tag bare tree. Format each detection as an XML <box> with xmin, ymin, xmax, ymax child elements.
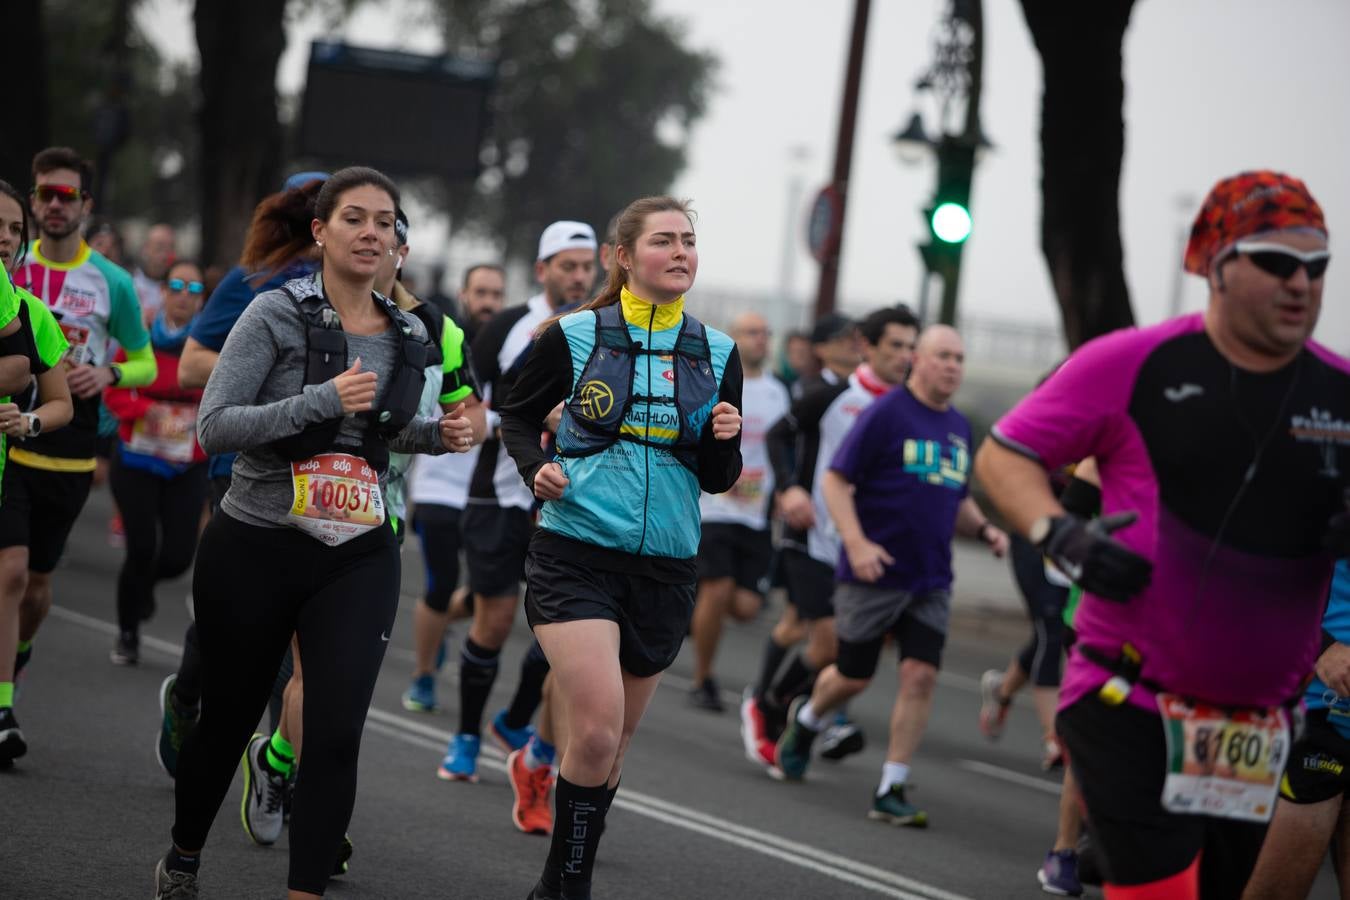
<box><xmin>1021</xmin><ymin>0</ymin><xmax>1136</xmax><ymax>349</ymax></box>
<box><xmin>3</xmin><ymin>0</ymin><xmax>50</xmax><ymax>186</ymax></box>
<box><xmin>194</xmin><ymin>0</ymin><xmax>287</xmax><ymax>267</ymax></box>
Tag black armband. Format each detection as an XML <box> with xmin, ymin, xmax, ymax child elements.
<box><xmin>1059</xmin><ymin>476</ymin><xmax>1102</xmax><ymax>519</ymax></box>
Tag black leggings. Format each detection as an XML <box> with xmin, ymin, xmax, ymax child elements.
<box><xmin>1010</xmin><ymin>535</ymin><xmax>1069</xmax><ymax>688</ymax></box>
<box><xmin>110</xmin><ymin>456</ymin><xmax>208</xmax><ymax>635</ymax></box>
<box><xmin>173</xmin><ymin>512</ymin><xmax>399</xmax><ymax>895</ymax></box>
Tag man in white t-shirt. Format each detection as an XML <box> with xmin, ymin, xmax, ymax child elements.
<box><xmin>688</xmin><ymin>312</ymin><xmax>791</xmax><ymax>711</ymax></box>
<box><xmin>131</xmin><ymin>223</ymin><xmax>176</xmax><ymax>324</ymax></box>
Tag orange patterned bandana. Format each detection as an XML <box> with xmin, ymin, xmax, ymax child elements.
<box><xmin>1183</xmin><ymin>171</ymin><xmax>1327</xmax><ymax>276</ymax></box>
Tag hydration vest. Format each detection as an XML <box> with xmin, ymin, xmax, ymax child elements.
<box><xmin>555</xmin><ymin>302</ymin><xmax>718</xmax><ymax>474</ymax></box>
<box><xmin>269</xmin><ymin>279</ymin><xmax>429</xmax><ymax>473</ymax></box>
<box><xmin>405</xmin><ymin>302</ymin><xmax>476</xmax><ymax>403</ymax></box>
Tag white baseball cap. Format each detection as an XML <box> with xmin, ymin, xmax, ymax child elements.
<box><xmin>537</xmin><ymin>220</ymin><xmax>598</xmax><ymax>262</ymax></box>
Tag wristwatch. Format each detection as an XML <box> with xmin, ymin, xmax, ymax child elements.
<box><xmin>21</xmin><ymin>413</ymin><xmax>41</xmax><ymax>438</ymax></box>
<box><xmin>109</xmin><ymin>364</ymin><xmax>123</xmax><ymax>386</ymax></box>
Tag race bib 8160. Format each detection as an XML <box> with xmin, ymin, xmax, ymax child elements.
<box><xmin>1158</xmin><ymin>693</ymin><xmax>1289</xmax><ymax>823</ymax></box>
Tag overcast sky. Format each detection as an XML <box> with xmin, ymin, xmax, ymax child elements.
<box><xmin>138</xmin><ymin>0</ymin><xmax>1350</xmax><ymax>353</ymax></box>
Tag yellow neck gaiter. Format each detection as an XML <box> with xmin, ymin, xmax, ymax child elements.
<box><xmin>620</xmin><ymin>285</ymin><xmax>684</xmax><ymax>332</ymax></box>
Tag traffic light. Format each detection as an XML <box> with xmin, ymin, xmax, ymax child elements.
<box><xmin>916</xmin><ymin>137</ymin><xmax>977</xmax><ymax>325</ymax></box>
<box><xmin>927</xmin><ymin>138</ymin><xmax>975</xmax><ymax>245</ymax></box>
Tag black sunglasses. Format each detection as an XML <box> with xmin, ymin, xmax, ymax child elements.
<box><xmin>1233</xmin><ymin>241</ymin><xmax>1330</xmax><ymax>280</ymax></box>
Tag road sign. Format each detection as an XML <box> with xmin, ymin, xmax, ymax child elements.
<box><xmin>807</xmin><ymin>184</ymin><xmax>843</xmax><ymax>264</ymax></box>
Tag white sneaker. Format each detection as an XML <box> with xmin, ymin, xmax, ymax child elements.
<box><xmin>240</xmin><ymin>733</ymin><xmax>286</xmax><ymax>845</ymax></box>
<box><xmin>978</xmin><ymin>669</ymin><xmax>1010</xmax><ymax>740</ymax></box>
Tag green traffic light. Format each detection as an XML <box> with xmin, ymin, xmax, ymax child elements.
<box><xmin>931</xmin><ymin>201</ymin><xmax>972</xmax><ymax>244</ymax></box>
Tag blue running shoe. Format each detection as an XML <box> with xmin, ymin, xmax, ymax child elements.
<box><xmin>402</xmin><ymin>674</ymin><xmax>437</xmax><ymax>713</ymax></box>
<box><xmin>1038</xmin><ymin>849</ymin><xmax>1083</xmax><ymax>896</ymax></box>
<box><xmin>489</xmin><ymin>708</ymin><xmax>536</xmax><ymax>754</ymax></box>
<box><xmin>437</xmin><ymin>733</ymin><xmax>480</xmax><ymax>782</ymax></box>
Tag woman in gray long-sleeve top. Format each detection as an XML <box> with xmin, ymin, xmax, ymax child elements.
<box><xmin>152</xmin><ymin>167</ymin><xmax>477</xmax><ymax>900</ymax></box>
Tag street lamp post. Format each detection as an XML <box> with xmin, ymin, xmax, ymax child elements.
<box><xmin>892</xmin><ymin>0</ymin><xmax>988</xmax><ymax>327</ymax></box>
<box><xmin>809</xmin><ymin>0</ymin><xmax>872</xmax><ymax>321</ymax></box>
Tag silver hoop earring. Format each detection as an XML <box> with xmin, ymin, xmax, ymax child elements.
<box><xmin>316</xmin><ymin>240</ymin><xmax>324</xmax><ymax>248</ymax></box>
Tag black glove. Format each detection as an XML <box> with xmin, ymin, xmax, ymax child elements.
<box><xmin>1058</xmin><ymin>476</ymin><xmax>1102</xmax><ymax>519</ymax></box>
<box><xmin>1036</xmin><ymin>511</ymin><xmax>1152</xmax><ymax>603</ymax></box>
<box><xmin>1324</xmin><ymin>489</ymin><xmax>1350</xmax><ymax>558</ymax></box>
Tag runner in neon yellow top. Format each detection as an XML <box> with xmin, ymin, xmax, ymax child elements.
<box><xmin>0</xmin><ymin>174</ymin><xmax>75</xmax><ymax>766</ymax></box>
<box><xmin>1</xmin><ymin>149</ymin><xmax>149</xmax><ymax>761</ymax></box>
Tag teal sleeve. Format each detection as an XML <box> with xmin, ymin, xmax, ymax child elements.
<box><xmin>100</xmin><ymin>258</ymin><xmax>151</xmax><ymax>351</ymax></box>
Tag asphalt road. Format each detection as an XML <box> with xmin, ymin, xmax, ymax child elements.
<box><xmin>2</xmin><ymin>489</ymin><xmax>1337</xmax><ymax>899</ymax></box>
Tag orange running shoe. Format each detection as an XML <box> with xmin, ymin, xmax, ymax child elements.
<box><xmin>508</xmin><ymin>748</ymin><xmax>555</xmax><ymax>835</ymax></box>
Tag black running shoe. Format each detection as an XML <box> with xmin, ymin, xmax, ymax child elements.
<box><xmin>110</xmin><ymin>632</ymin><xmax>140</xmax><ymax>666</ymax></box>
<box><xmin>0</xmin><ymin>707</ymin><xmax>27</xmax><ymax>762</ymax></box>
<box><xmin>687</xmin><ymin>677</ymin><xmax>724</xmax><ymax>713</ymax></box>
<box><xmin>819</xmin><ymin>717</ymin><xmax>865</xmax><ymax>761</ymax></box>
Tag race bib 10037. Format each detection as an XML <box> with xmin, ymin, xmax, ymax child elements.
<box><xmin>288</xmin><ymin>453</ymin><xmax>385</xmax><ymax>546</ymax></box>
<box><xmin>1157</xmin><ymin>693</ymin><xmax>1289</xmax><ymax>823</ymax></box>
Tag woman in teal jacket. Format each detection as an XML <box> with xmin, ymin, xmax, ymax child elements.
<box><xmin>500</xmin><ymin>196</ymin><xmax>742</xmax><ymax>900</ymax></box>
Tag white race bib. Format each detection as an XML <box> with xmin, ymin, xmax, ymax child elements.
<box><xmin>288</xmin><ymin>453</ymin><xmax>385</xmax><ymax>546</ymax></box>
<box><xmin>1157</xmin><ymin>693</ymin><xmax>1289</xmax><ymax>823</ymax></box>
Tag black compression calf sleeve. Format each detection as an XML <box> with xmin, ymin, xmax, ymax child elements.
<box><xmin>544</xmin><ymin>775</ymin><xmax>609</xmax><ymax>899</ymax></box>
<box><xmin>768</xmin><ymin>652</ymin><xmax>816</xmax><ymax>709</ymax></box>
<box><xmin>505</xmin><ymin>641</ymin><xmax>551</xmax><ymax>730</ymax></box>
<box><xmin>459</xmin><ymin>637</ymin><xmax>500</xmax><ymax>736</ymax></box>
<box><xmin>754</xmin><ymin>635</ymin><xmax>791</xmax><ymax>699</ymax></box>
<box><xmin>172</xmin><ymin>622</ymin><xmax>203</xmax><ymax>712</ymax></box>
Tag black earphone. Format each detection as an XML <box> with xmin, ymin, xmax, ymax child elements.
<box><xmin>1184</xmin><ymin>354</ymin><xmax>1303</xmax><ymax>631</ymax></box>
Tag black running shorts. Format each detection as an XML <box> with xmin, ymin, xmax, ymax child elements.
<box><xmin>413</xmin><ymin>503</ymin><xmax>463</xmax><ymax>613</ymax></box>
<box><xmin>0</xmin><ymin>461</ymin><xmax>95</xmax><ymax>573</ymax></box>
<box><xmin>1057</xmin><ymin>696</ymin><xmax>1269</xmax><ymax>895</ymax></box>
<box><xmin>1281</xmin><ymin>709</ymin><xmax>1350</xmax><ymax>805</ymax></box>
<box><xmin>782</xmin><ymin>548</ymin><xmax>835</xmax><ymax>621</ymax></box>
<box><xmin>697</xmin><ymin>522</ymin><xmax>772</xmax><ymax>593</ymax></box>
<box><xmin>461</xmin><ymin>503</ymin><xmax>532</xmax><ymax>597</ymax></box>
<box><xmin>832</xmin><ymin>583</ymin><xmax>949</xmax><ymax>679</ymax></box>
<box><xmin>523</xmin><ymin>544</ymin><xmax>695</xmax><ymax>679</ymax></box>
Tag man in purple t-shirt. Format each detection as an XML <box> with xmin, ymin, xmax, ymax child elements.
<box><xmin>975</xmin><ymin>171</ymin><xmax>1350</xmax><ymax>899</ymax></box>
<box><xmin>773</xmin><ymin>325</ymin><xmax>1008</xmax><ymax>827</ymax></box>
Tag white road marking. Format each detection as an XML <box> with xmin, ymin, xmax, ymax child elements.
<box><xmin>956</xmin><ymin>758</ymin><xmax>1062</xmax><ymax>796</ymax></box>
<box><xmin>366</xmin><ymin>709</ymin><xmax>975</xmax><ymax>900</ymax></box>
<box><xmin>661</xmin><ymin>667</ymin><xmax>981</xmax><ymax>707</ymax></box>
<box><xmin>50</xmin><ymin>604</ymin><xmax>977</xmax><ymax>900</ymax></box>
